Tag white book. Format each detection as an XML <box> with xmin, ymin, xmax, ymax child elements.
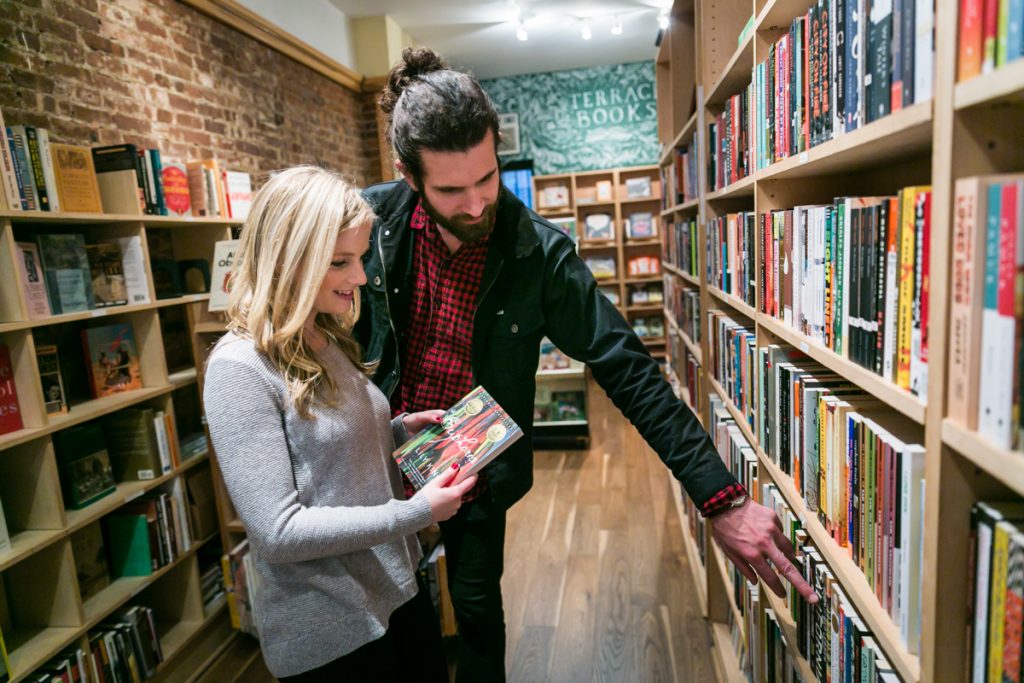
<box><xmin>209</xmin><ymin>239</ymin><xmax>240</xmax><ymax>313</ymax></box>
<box><xmin>883</xmin><ymin>229</ymin><xmax>901</xmax><ymax>381</ymax></box>
<box><xmin>35</xmin><ymin>128</ymin><xmax>59</xmax><ymax>213</ymax></box>
<box><xmin>977</xmin><ymin>183</ymin><xmax>1016</xmax><ymax>449</ymax></box>
<box><xmin>913</xmin><ymin>0</ymin><xmax>934</xmax><ymax>102</ymax></box>
<box><xmin>0</xmin><ymin>109</ymin><xmax>21</xmax><ymax>210</ymax></box>
<box><xmin>169</xmin><ymin>477</ymin><xmax>193</xmax><ymax>550</ymax></box>
<box><xmin>15</xmin><ymin>241</ymin><xmax>52</xmax><ymax>319</ymax></box>
<box><xmin>0</xmin><ymin>495</ymin><xmax>10</xmax><ymax>553</ymax></box>
<box><xmin>153</xmin><ymin>411</ymin><xmax>173</xmax><ymax>474</ymax></box>
<box><xmin>898</xmin><ymin>441</ymin><xmax>925</xmax><ymax>653</ymax></box>
<box><xmin>115</xmin><ymin>235</ymin><xmax>151</xmax><ymax>305</ymax></box>
<box><xmin>223</xmin><ymin>171</ymin><xmax>252</xmax><ymax>220</ymax></box>
<box><xmin>841</xmin><ymin>198</ymin><xmax>854</xmax><ymax>357</ymax></box>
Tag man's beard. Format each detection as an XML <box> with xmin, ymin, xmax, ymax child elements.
<box><xmin>421</xmin><ymin>192</ymin><xmax>498</xmax><ymax>244</ymax></box>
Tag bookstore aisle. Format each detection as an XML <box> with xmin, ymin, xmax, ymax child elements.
<box><xmin>502</xmin><ymin>378</ymin><xmax>717</xmax><ymax>682</ymax></box>
<box><xmin>657</xmin><ymin>0</ymin><xmax>1024</xmax><ymax>681</ymax></box>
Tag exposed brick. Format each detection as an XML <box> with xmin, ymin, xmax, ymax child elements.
<box><xmin>0</xmin><ymin>0</ymin><xmax>382</xmax><ymax>187</ymax></box>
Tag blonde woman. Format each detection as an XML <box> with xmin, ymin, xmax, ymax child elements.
<box><xmin>204</xmin><ymin>166</ymin><xmax>474</xmax><ymax>682</ymax></box>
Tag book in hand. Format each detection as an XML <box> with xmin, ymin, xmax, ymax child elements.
<box><xmin>392</xmin><ymin>386</ymin><xmax>523</xmax><ymax>490</ymax></box>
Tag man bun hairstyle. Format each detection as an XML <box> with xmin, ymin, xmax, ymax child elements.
<box><xmin>378</xmin><ymin>47</ymin><xmax>500</xmax><ymax>184</ymax></box>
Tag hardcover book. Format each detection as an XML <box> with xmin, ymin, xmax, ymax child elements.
<box><xmin>0</xmin><ymin>345</ymin><xmax>22</xmax><ymax>436</ymax></box>
<box><xmin>15</xmin><ymin>241</ymin><xmax>52</xmax><ymax>319</ymax></box>
<box><xmin>35</xmin><ymin>343</ymin><xmax>68</xmax><ymax>414</ymax></box>
<box><xmin>71</xmin><ymin>521</ymin><xmax>110</xmax><ymax>602</ymax></box>
<box><xmin>625</xmin><ymin>175</ymin><xmax>653</xmax><ymax>198</ymax></box>
<box><xmin>392</xmin><ymin>386</ymin><xmax>523</xmax><ymax>490</ymax></box>
<box><xmin>626</xmin><ymin>211</ymin><xmax>656</xmax><ymax>239</ymax></box>
<box><xmin>209</xmin><ymin>239</ymin><xmax>240</xmax><ymax>312</ymax></box>
<box><xmin>223</xmin><ymin>170</ymin><xmax>252</xmax><ymax>220</ymax></box>
<box><xmin>583</xmin><ymin>213</ymin><xmax>613</xmax><ymax>241</ymax></box>
<box><xmin>49</xmin><ymin>143</ymin><xmax>103</xmax><ymax>214</ymax></box>
<box><xmin>53</xmin><ymin>421</ymin><xmax>116</xmax><ymax>510</ymax></box>
<box><xmin>82</xmin><ymin>322</ymin><xmax>143</xmax><ymax>398</ymax></box>
<box><xmin>86</xmin><ymin>242</ymin><xmax>128</xmax><ymax>307</ymax></box>
<box><xmin>160</xmin><ymin>161</ymin><xmax>191</xmax><ymax>217</ymax></box>
<box><xmin>92</xmin><ymin>144</ymin><xmax>144</xmax><ymax>215</ymax></box>
<box><xmin>36</xmin><ymin>232</ymin><xmax>95</xmax><ymax>314</ymax></box>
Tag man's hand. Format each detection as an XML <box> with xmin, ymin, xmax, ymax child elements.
<box><xmin>708</xmin><ymin>498</ymin><xmax>819</xmax><ymax>604</ymax></box>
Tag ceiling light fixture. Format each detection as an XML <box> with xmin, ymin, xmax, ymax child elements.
<box><xmin>581</xmin><ymin>21</ymin><xmax>592</xmax><ymax>40</ymax></box>
<box><xmin>516</xmin><ymin>24</ymin><xmax>528</xmax><ymax>40</ymax></box>
<box><xmin>658</xmin><ymin>11</ymin><xmax>669</xmax><ymax>30</ymax></box>
<box><xmin>612</xmin><ymin>17</ymin><xmax>623</xmax><ymax>35</ymax></box>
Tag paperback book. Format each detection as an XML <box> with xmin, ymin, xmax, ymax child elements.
<box><xmin>82</xmin><ymin>322</ymin><xmax>143</xmax><ymax>398</ymax></box>
<box><xmin>393</xmin><ymin>386</ymin><xmax>523</xmax><ymax>490</ymax></box>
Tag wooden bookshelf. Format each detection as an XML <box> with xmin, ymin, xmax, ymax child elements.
<box><xmin>0</xmin><ymin>211</ymin><xmax>235</xmax><ymax>682</ymax></box>
<box><xmin>655</xmin><ymin>0</ymin><xmax>1002</xmax><ymax>680</ymax></box>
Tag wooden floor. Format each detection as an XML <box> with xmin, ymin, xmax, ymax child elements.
<box><xmin>502</xmin><ymin>380</ymin><xmax>716</xmax><ymax>682</ymax></box>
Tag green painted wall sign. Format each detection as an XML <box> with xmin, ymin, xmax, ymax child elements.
<box><xmin>481</xmin><ymin>61</ymin><xmax>659</xmax><ymax>175</ymax></box>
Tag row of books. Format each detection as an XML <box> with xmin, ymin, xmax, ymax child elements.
<box><xmin>22</xmin><ymin>607</ymin><xmax>164</xmax><ymax>683</ymax></box>
<box><xmin>752</xmin><ymin>0</ymin><xmax>933</xmax><ymax>171</ymax></box>
<box><xmin>0</xmin><ymin>109</ymin><xmax>252</xmax><ymax>218</ymax></box>
<box><xmin>627</xmin><ymin>282</ymin><xmax>664</xmax><ymax>306</ymax></box>
<box><xmin>709</xmin><ymin>403</ymin><xmax>905</xmax><ymax>682</ymax></box>
<box><xmin>708</xmin><ymin>88</ymin><xmax>752</xmax><ymax>192</ymax></box>
<box><xmin>948</xmin><ymin>174</ymin><xmax>1024</xmax><ymax>452</ymax></box>
<box><xmin>501</xmin><ymin>168</ymin><xmax>534</xmax><ymax>209</ymax></box>
<box><xmin>708</xmin><ymin>211</ymin><xmax>757</xmax><ymax>307</ymax></box>
<box><xmin>958</xmin><ymin>0</ymin><xmax>1024</xmax><ymax>81</ymax></box>
<box><xmin>575</xmin><ymin>211</ymin><xmax>659</xmax><ymax>241</ymax></box>
<box><xmin>222</xmin><ymin>538</ymin><xmax>260</xmax><ymax>637</ymax></box>
<box><xmin>534</xmin><ymin>387</ymin><xmax>587</xmax><ymax>423</ymax></box>
<box><xmin>200</xmin><ymin>562</ymin><xmax>227</xmax><ymax>613</ymax></box>
<box><xmin>663</xmin><ymin>216</ymin><xmax>700</xmax><ymax>279</ymax></box>
<box><xmin>660</xmin><ymin>136</ymin><xmax>699</xmax><ymax>208</ymax></box>
<box><xmin>665</xmin><ymin>275</ymin><xmax>701</xmax><ymax>343</ymax></box>
<box><xmin>968</xmin><ymin>500</ymin><xmax>1024</xmax><ymax>683</ymax></box>
<box><xmin>708</xmin><ymin>310</ymin><xmax>926</xmax><ymax>653</ymax></box>
<box><xmin>760</xmin><ymin>187</ymin><xmax>933</xmax><ymax>398</ymax></box>
<box><xmin>631</xmin><ymin>315</ymin><xmax>665</xmax><ymax>340</ymax></box>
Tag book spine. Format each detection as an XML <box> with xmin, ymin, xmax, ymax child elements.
<box><xmin>961</xmin><ymin>0</ymin><xmax>985</xmax><ymax>80</ymax></box>
<box><xmin>0</xmin><ymin>116</ymin><xmax>22</xmax><ymax>209</ymax></box>
<box><xmin>901</xmin><ymin>0</ymin><xmax>916</xmax><ymax>107</ymax></box>
<box><xmin>24</xmin><ymin>126</ymin><xmax>51</xmax><ymax>211</ymax></box>
<box><xmin>990</xmin><ymin>522</ymin><xmax>1013</xmax><ymax>683</ymax></box>
<box><xmin>983</xmin><ymin>0</ymin><xmax>1000</xmax><ymax>72</ymax></box>
<box><xmin>36</xmin><ymin>129</ymin><xmax>60</xmax><ymax>213</ymax></box>
<box><xmin>9</xmin><ymin>127</ymin><xmax>38</xmax><ymax>210</ymax></box>
<box><xmin>896</xmin><ymin>189</ymin><xmax>917</xmax><ymax>388</ymax></box>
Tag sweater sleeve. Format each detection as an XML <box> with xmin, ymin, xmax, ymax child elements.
<box><xmin>203</xmin><ymin>354</ymin><xmax>433</xmax><ymax>564</ymax></box>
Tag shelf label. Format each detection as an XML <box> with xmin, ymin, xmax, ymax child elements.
<box><xmin>124</xmin><ymin>490</ymin><xmax>145</xmax><ymax>503</ymax></box>
<box><xmin>91</xmin><ymin>309</ymin><xmax>107</xmax><ymax>317</ymax></box>
<box><xmin>800</xmin><ymin>341</ymin><xmax>809</xmax><ymax>353</ymax></box>
<box><xmin>799</xmin><ymin>152</ymin><xmax>809</xmax><ymax>164</ymax></box>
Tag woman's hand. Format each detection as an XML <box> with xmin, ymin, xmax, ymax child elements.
<box><xmin>417</xmin><ymin>464</ymin><xmax>478</xmax><ymax>523</ymax></box>
<box><xmin>403</xmin><ymin>410</ymin><xmax>445</xmax><ymax>437</ymax></box>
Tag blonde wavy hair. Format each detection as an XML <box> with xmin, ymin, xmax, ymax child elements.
<box><xmin>225</xmin><ymin>166</ymin><xmax>375</xmax><ymax>418</ymax></box>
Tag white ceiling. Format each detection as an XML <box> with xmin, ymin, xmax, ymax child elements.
<box><xmin>327</xmin><ymin>0</ymin><xmax>670</xmax><ymax>79</ymax></box>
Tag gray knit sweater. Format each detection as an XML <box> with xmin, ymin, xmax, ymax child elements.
<box><xmin>203</xmin><ymin>333</ymin><xmax>433</xmax><ymax>678</ymax></box>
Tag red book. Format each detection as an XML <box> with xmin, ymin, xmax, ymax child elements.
<box><xmin>959</xmin><ymin>0</ymin><xmax>985</xmax><ymax>80</ymax></box>
<box><xmin>0</xmin><ymin>345</ymin><xmax>23</xmax><ymax>435</ymax></box>
<box><xmin>982</xmin><ymin>0</ymin><xmax>1000</xmax><ymax>73</ymax></box>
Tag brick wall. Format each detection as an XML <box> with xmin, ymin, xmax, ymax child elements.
<box><xmin>0</xmin><ymin>0</ymin><xmax>383</xmax><ymax>188</ymax></box>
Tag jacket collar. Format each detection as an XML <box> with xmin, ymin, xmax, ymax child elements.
<box><xmin>369</xmin><ymin>180</ymin><xmax>539</xmax><ymax>259</ymax></box>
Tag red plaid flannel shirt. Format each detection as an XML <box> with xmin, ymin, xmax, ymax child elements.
<box><xmin>392</xmin><ymin>201</ymin><xmax>490</xmax><ymax>502</ymax></box>
<box><xmin>701</xmin><ymin>482</ymin><xmax>748</xmax><ymax>517</ymax></box>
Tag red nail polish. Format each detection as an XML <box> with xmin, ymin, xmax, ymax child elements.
<box><xmin>451</xmin><ymin>462</ymin><xmax>459</xmax><ymax>470</ymax></box>
<box><xmin>436</xmin><ymin>416</ymin><xmax>443</xmax><ymax>422</ymax></box>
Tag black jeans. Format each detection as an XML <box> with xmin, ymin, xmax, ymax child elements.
<box><xmin>278</xmin><ymin>587</ymin><xmax>448</xmax><ymax>683</ymax></box>
<box><xmin>439</xmin><ymin>501</ymin><xmax>508</xmax><ymax>683</ymax></box>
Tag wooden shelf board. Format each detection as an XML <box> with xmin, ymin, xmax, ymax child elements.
<box><xmin>579</xmin><ymin>240</ymin><xmax>618</xmax><ymax>250</ymax></box>
<box><xmin>761</xmin><ymin>583</ymin><xmax>818</xmax><ymax>683</ymax></box>
<box><xmin>226</xmin><ymin>518</ymin><xmax>245</xmax><ymax>533</ymax></box>
<box><xmin>194</xmin><ymin>321</ymin><xmax>227</xmax><ymax>334</ymax></box>
<box><xmin>943</xmin><ymin>419</ymin><xmax>1024</xmax><ymax>496</ymax></box>
<box><xmin>637</xmin><ymin>337</ymin><xmax>666</xmax><ymax>345</ymax></box>
<box><xmin>753</xmin><ymin>450</ymin><xmax>920</xmax><ymax>683</ymax></box>
<box><xmin>0</xmin><ymin>529</ymin><xmax>65</xmax><ymax>573</ymax></box>
<box><xmin>758</xmin><ymin>102</ymin><xmax>932</xmax><ymax>181</ymax></box>
<box><xmin>622</xmin><ymin>276</ymin><xmax>662</xmax><ymax>284</ymax></box>
<box><xmin>624</xmin><ymin>238</ymin><xmax>662</xmax><ymax>247</ymax></box>
<box><xmin>537</xmin><ymin>208</ymin><xmax>575</xmax><ymax>216</ymax></box>
<box><xmin>0</xmin><ymin>384</ymin><xmax>175</xmax><ymax>453</ymax></box>
<box><xmin>661</xmin><ymin>261</ymin><xmax>700</xmax><ymax>286</ymax></box>
<box><xmin>536</xmin><ymin>367</ymin><xmax>585</xmax><ymax>380</ymax></box>
<box><xmin>705</xmin><ymin>28</ymin><xmax>755</xmax><ymax>109</ymax></box>
<box><xmin>955</xmin><ymin>58</ymin><xmax>1024</xmax><ymax>110</ymax></box>
<box><xmin>0</xmin><ymin>293</ymin><xmax>212</xmax><ymax>334</ymax></box>
<box><xmin>710</xmin><ymin>621</ymin><xmax>745</xmax><ymax>683</ymax></box>
<box><xmin>660</xmin><ymin>197</ymin><xmax>700</xmax><ymax>216</ymax></box>
<box><xmin>756</xmin><ymin>314</ymin><xmax>926</xmax><ymax>424</ymax></box>
<box><xmin>619</xmin><ymin>196</ymin><xmax>661</xmax><ymax>205</ymax></box>
<box><xmin>169</xmin><ymin>366</ymin><xmax>199</xmax><ymax>389</ymax></box>
<box><xmin>574</xmin><ymin>200</ymin><xmax>616</xmax><ymax>209</ymax></box>
<box><xmin>755</xmin><ymin>0</ymin><xmax>816</xmax><ymax>31</ymax></box>
<box><xmin>7</xmin><ymin>625</ymin><xmax>82</xmax><ymax>683</ymax></box>
<box><xmin>708</xmin><ymin>376</ymin><xmax>758</xmax><ymax>448</ymax></box>
<box><xmin>626</xmin><ymin>304</ymin><xmax>665</xmax><ymax>313</ymax></box>
<box><xmin>659</xmin><ymin>111</ymin><xmax>699</xmax><ymax>167</ymax></box>
<box><xmin>712</xmin><ymin>542</ymin><xmax>745</xmax><ymax>628</ymax></box>
<box><xmin>0</xmin><ymin>210</ymin><xmax>242</xmax><ymax>227</ymax></box>
<box><xmin>707</xmin><ymin>286</ymin><xmax>759</xmax><ymax>321</ymax></box>
<box><xmin>155</xmin><ymin>602</ymin><xmax>229</xmax><ymax>676</ymax></box>
<box><xmin>706</xmin><ymin>173</ymin><xmax>756</xmax><ymax>201</ymax></box>
<box><xmin>65</xmin><ymin>469</ymin><xmax>179</xmax><ymax>534</ymax></box>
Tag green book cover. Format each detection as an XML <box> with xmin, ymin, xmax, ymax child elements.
<box><xmin>53</xmin><ymin>422</ymin><xmax>116</xmax><ymax>509</ymax></box>
<box><xmin>106</xmin><ymin>514</ymin><xmax>153</xmax><ymax>577</ymax></box>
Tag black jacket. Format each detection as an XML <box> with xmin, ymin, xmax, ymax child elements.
<box><xmin>355</xmin><ymin>180</ymin><xmax>738</xmax><ymax>510</ymax></box>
